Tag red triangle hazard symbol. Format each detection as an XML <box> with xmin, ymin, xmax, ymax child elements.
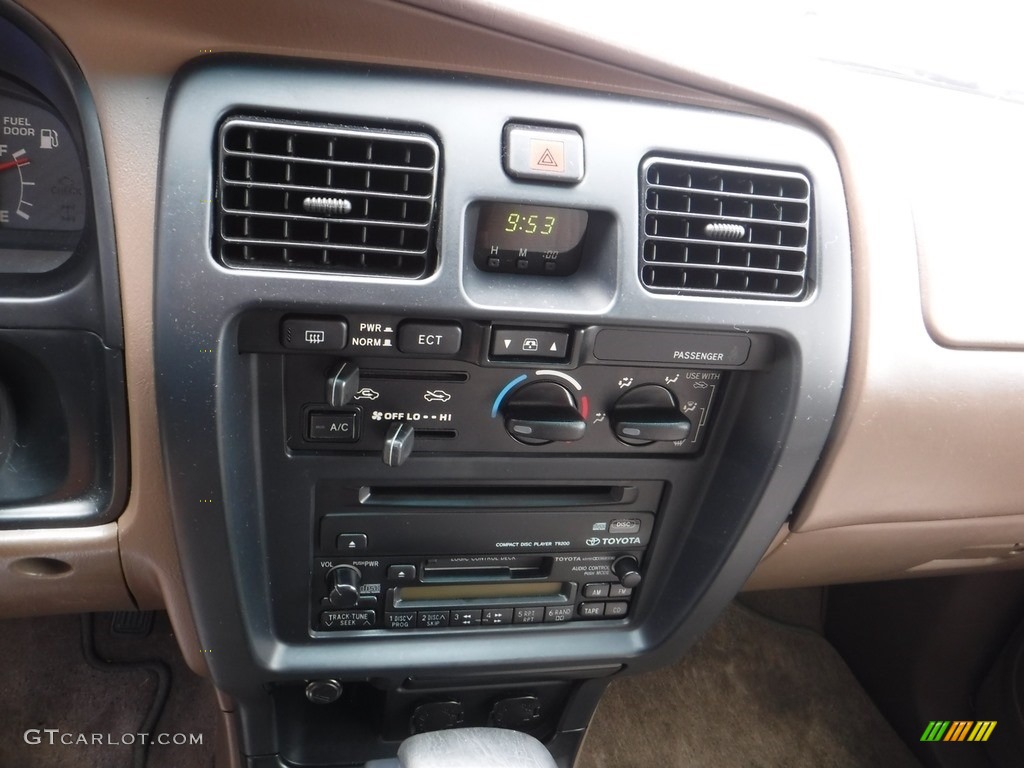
<box><xmin>536</xmin><ymin>148</ymin><xmax>559</xmax><ymax>167</ymax></box>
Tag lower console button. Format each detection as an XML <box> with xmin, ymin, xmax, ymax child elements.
<box><xmin>451</xmin><ymin>610</ymin><xmax>482</xmax><ymax>627</ymax></box>
<box><xmin>544</xmin><ymin>606</ymin><xmax>573</xmax><ymax>623</ymax></box>
<box><xmin>513</xmin><ymin>607</ymin><xmax>544</xmax><ymax>625</ymax></box>
<box><xmin>385</xmin><ymin>612</ymin><xmax>416</xmax><ymax>630</ymax></box>
<box><xmin>579</xmin><ymin>603</ymin><xmax>605</xmax><ymax>618</ymax></box>
<box><xmin>417</xmin><ymin>611</ymin><xmax>450</xmax><ymax>629</ymax></box>
<box><xmin>320</xmin><ymin>610</ymin><xmax>375</xmax><ymax>630</ymax></box>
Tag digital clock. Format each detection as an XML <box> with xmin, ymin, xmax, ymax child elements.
<box><xmin>474</xmin><ymin>202</ymin><xmax>589</xmax><ymax>277</ymax></box>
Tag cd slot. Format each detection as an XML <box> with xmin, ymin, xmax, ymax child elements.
<box><xmin>358</xmin><ymin>484</ymin><xmax>639</xmax><ymax>508</ymax></box>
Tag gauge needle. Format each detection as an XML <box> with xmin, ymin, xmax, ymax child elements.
<box><xmin>0</xmin><ymin>156</ymin><xmax>29</xmax><ymax>172</ymax></box>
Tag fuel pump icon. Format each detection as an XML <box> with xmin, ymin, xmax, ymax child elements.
<box><xmin>40</xmin><ymin>129</ymin><xmax>58</xmax><ymax>149</ymax></box>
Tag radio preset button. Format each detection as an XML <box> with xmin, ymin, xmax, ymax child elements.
<box><xmin>544</xmin><ymin>606</ymin><xmax>573</xmax><ymax>623</ymax></box>
<box><xmin>451</xmin><ymin>610</ymin><xmax>482</xmax><ymax>627</ymax></box>
<box><xmin>513</xmin><ymin>607</ymin><xmax>545</xmax><ymax>625</ymax></box>
<box><xmin>583</xmin><ymin>583</ymin><xmax>610</xmax><ymax>599</ymax></box>
<box><xmin>481</xmin><ymin>608</ymin><xmax>513</xmax><ymax>626</ymax></box>
<box><xmin>417</xmin><ymin>611</ymin><xmax>450</xmax><ymax>629</ymax></box>
<box><xmin>605</xmin><ymin>602</ymin><xmax>629</xmax><ymax>618</ymax></box>
<box><xmin>579</xmin><ymin>603</ymin><xmax>605</xmax><ymax>618</ymax></box>
<box><xmin>385</xmin><ymin>612</ymin><xmax>416</xmax><ymax>630</ymax></box>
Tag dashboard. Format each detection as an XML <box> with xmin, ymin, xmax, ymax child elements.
<box><xmin>1</xmin><ymin>1</ymin><xmax>1023</xmax><ymax>766</ymax></box>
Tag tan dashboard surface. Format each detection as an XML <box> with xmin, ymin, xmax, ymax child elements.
<box><xmin>9</xmin><ymin>0</ymin><xmax>1024</xmax><ymax>665</ymax></box>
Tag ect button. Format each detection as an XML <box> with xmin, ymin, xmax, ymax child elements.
<box><xmin>397</xmin><ymin>322</ymin><xmax>462</xmax><ymax>355</ymax></box>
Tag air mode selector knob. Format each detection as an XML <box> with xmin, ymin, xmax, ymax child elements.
<box><xmin>612</xmin><ymin>556</ymin><xmax>642</xmax><ymax>589</ymax></box>
<box><xmin>326</xmin><ymin>565</ymin><xmax>362</xmax><ymax>608</ymax></box>
<box><xmin>502</xmin><ymin>381</ymin><xmax>586</xmax><ymax>445</ymax></box>
<box><xmin>610</xmin><ymin>385</ymin><xmax>691</xmax><ymax>445</ymax></box>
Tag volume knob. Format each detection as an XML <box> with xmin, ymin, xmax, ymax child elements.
<box><xmin>326</xmin><ymin>565</ymin><xmax>362</xmax><ymax>608</ymax></box>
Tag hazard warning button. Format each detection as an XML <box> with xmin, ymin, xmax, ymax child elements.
<box><xmin>504</xmin><ymin>123</ymin><xmax>584</xmax><ymax>183</ymax></box>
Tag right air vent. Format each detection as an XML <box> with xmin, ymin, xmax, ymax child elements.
<box><xmin>640</xmin><ymin>158</ymin><xmax>811</xmax><ymax>300</ymax></box>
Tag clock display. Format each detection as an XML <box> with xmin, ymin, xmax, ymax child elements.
<box><xmin>474</xmin><ymin>202</ymin><xmax>589</xmax><ymax>277</ymax></box>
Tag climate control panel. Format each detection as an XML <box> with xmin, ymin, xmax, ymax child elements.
<box><xmin>237</xmin><ymin>312</ymin><xmax>772</xmax><ymax>459</ymax></box>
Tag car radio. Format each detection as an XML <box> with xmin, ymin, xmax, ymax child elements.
<box><xmin>310</xmin><ymin>482</ymin><xmax>662</xmax><ymax>634</ymax></box>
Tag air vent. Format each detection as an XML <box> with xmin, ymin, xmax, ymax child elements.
<box><xmin>640</xmin><ymin>158</ymin><xmax>810</xmax><ymax>299</ymax></box>
<box><xmin>217</xmin><ymin>118</ymin><xmax>440</xmax><ymax>279</ymax></box>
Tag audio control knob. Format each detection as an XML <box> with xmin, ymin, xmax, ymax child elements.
<box><xmin>326</xmin><ymin>565</ymin><xmax>362</xmax><ymax>608</ymax></box>
<box><xmin>610</xmin><ymin>385</ymin><xmax>691</xmax><ymax>445</ymax></box>
<box><xmin>612</xmin><ymin>556</ymin><xmax>642</xmax><ymax>589</ymax></box>
<box><xmin>503</xmin><ymin>381</ymin><xmax>585</xmax><ymax>445</ymax></box>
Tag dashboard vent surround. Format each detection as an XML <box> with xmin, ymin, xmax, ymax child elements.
<box><xmin>217</xmin><ymin>118</ymin><xmax>440</xmax><ymax>279</ymax></box>
<box><xmin>640</xmin><ymin>158</ymin><xmax>811</xmax><ymax>299</ymax></box>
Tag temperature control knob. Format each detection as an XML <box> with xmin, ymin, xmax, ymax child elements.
<box><xmin>503</xmin><ymin>381</ymin><xmax>586</xmax><ymax>445</ymax></box>
<box><xmin>612</xmin><ymin>556</ymin><xmax>642</xmax><ymax>589</ymax></box>
<box><xmin>610</xmin><ymin>385</ymin><xmax>691</xmax><ymax>445</ymax></box>
<box><xmin>326</xmin><ymin>565</ymin><xmax>362</xmax><ymax>608</ymax></box>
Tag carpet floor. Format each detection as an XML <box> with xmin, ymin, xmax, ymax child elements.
<box><xmin>576</xmin><ymin>597</ymin><xmax>921</xmax><ymax>768</ymax></box>
<box><xmin>0</xmin><ymin>611</ymin><xmax>218</xmax><ymax>768</ymax></box>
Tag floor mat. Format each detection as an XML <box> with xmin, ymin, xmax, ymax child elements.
<box><xmin>0</xmin><ymin>611</ymin><xmax>218</xmax><ymax>768</ymax></box>
<box><xmin>576</xmin><ymin>601</ymin><xmax>921</xmax><ymax>768</ymax></box>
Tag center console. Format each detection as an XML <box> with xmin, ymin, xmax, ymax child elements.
<box><xmin>154</xmin><ymin>60</ymin><xmax>850</xmax><ymax>766</ymax></box>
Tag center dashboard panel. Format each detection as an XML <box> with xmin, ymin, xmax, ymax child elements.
<box><xmin>154</xmin><ymin>59</ymin><xmax>850</xmax><ymax>765</ymax></box>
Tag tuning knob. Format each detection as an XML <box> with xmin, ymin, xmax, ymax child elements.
<box><xmin>612</xmin><ymin>556</ymin><xmax>642</xmax><ymax>589</ymax></box>
<box><xmin>503</xmin><ymin>381</ymin><xmax>586</xmax><ymax>445</ymax></box>
<box><xmin>326</xmin><ymin>565</ymin><xmax>362</xmax><ymax>608</ymax></box>
<box><xmin>610</xmin><ymin>385</ymin><xmax>691</xmax><ymax>445</ymax></box>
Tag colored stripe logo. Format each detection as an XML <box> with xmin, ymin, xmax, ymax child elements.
<box><xmin>920</xmin><ymin>721</ymin><xmax>996</xmax><ymax>742</ymax></box>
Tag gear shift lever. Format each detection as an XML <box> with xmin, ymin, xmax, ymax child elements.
<box><xmin>365</xmin><ymin>727</ymin><xmax>558</xmax><ymax>768</ymax></box>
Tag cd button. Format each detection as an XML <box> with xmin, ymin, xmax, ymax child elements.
<box><xmin>605</xmin><ymin>602</ymin><xmax>629</xmax><ymax>618</ymax></box>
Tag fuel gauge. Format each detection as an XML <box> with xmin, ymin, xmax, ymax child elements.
<box><xmin>0</xmin><ymin>81</ymin><xmax>87</xmax><ymax>272</ymax></box>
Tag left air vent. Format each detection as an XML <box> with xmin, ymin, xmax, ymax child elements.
<box><xmin>217</xmin><ymin>118</ymin><xmax>439</xmax><ymax>279</ymax></box>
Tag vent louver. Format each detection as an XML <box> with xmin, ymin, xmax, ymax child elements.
<box><xmin>217</xmin><ymin>118</ymin><xmax>440</xmax><ymax>279</ymax></box>
<box><xmin>640</xmin><ymin>158</ymin><xmax>811</xmax><ymax>299</ymax></box>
